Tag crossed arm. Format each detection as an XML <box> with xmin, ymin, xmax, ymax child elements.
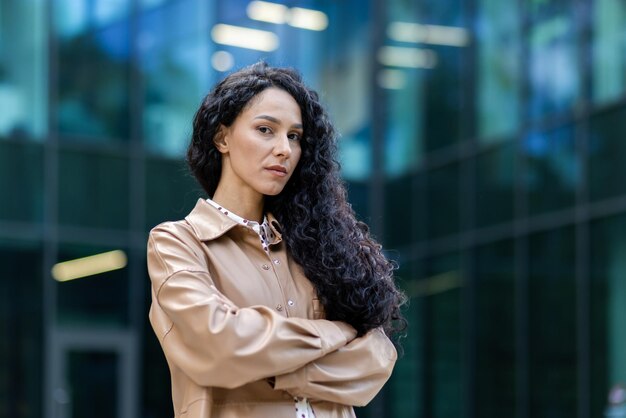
<box><xmin>148</xmin><ymin>225</ymin><xmax>397</xmax><ymax>406</ymax></box>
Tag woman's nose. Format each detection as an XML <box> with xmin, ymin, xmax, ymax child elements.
<box><xmin>274</xmin><ymin>134</ymin><xmax>292</xmax><ymax>157</ymax></box>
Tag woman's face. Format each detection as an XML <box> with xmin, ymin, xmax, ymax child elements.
<box><xmin>216</xmin><ymin>87</ymin><xmax>303</xmax><ymax>200</ymax></box>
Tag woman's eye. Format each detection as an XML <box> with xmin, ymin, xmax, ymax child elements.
<box><xmin>258</xmin><ymin>126</ymin><xmax>272</xmax><ymax>134</ymax></box>
<box><xmin>288</xmin><ymin>133</ymin><xmax>301</xmax><ymax>141</ymax></box>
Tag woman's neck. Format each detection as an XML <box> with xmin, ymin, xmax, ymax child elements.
<box><xmin>212</xmin><ymin>187</ymin><xmax>264</xmax><ymax>223</ymax></box>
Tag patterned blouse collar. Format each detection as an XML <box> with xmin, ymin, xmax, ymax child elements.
<box><xmin>205</xmin><ymin>198</ymin><xmax>276</xmax><ymax>253</ymax></box>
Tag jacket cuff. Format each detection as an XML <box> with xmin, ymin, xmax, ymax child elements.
<box><xmin>273</xmin><ymin>365</ymin><xmax>307</xmax><ymax>392</ymax></box>
<box><xmin>312</xmin><ymin>320</ymin><xmax>356</xmax><ymax>355</ymax></box>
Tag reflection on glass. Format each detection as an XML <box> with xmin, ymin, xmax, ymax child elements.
<box><xmin>141</xmin><ymin>42</ymin><xmax>211</xmax><ymax>156</ymax></box>
<box><xmin>0</xmin><ymin>1</ymin><xmax>47</xmax><ymax>140</ymax></box>
<box><xmin>56</xmin><ymin>244</ymin><xmax>130</xmax><ymax>326</ymax></box>
<box><xmin>139</xmin><ymin>0</ymin><xmax>212</xmax><ymax>156</ymax></box>
<box><xmin>528</xmin><ymin>13</ymin><xmax>580</xmax><ymax>120</ymax></box>
<box><xmin>58</xmin><ymin>150</ymin><xmax>129</xmax><ymax>229</ymax></box>
<box><xmin>54</xmin><ymin>0</ymin><xmax>131</xmax><ymax>140</ymax></box>
<box><xmin>476</xmin><ymin>239</ymin><xmax>515</xmax><ymax>418</ymax></box>
<box><xmin>0</xmin><ymin>141</ymin><xmax>44</xmax><ymax>222</ymax></box>
<box><xmin>593</xmin><ymin>0</ymin><xmax>626</xmax><ymax>103</ymax></box>
<box><xmin>589</xmin><ymin>107</ymin><xmax>626</xmax><ymax>202</ymax></box>
<box><xmin>590</xmin><ymin>215</ymin><xmax>626</xmax><ymax>416</ymax></box>
<box><xmin>475</xmin><ymin>142</ymin><xmax>515</xmax><ymax>227</ymax></box>
<box><xmin>529</xmin><ymin>227</ymin><xmax>577</xmax><ymax>417</ymax></box>
<box><xmin>476</xmin><ymin>0</ymin><xmax>520</xmax><ymax>141</ymax></box>
<box><xmin>384</xmin><ymin>69</ymin><xmax>424</xmax><ymax>176</ymax></box>
<box><xmin>523</xmin><ymin>125</ymin><xmax>578</xmax><ymax>214</ymax></box>
<box><xmin>428</xmin><ymin>163</ymin><xmax>459</xmax><ymax>239</ymax></box>
<box><xmin>0</xmin><ymin>239</ymin><xmax>43</xmax><ymax>418</ymax></box>
<box><xmin>423</xmin><ymin>47</ymin><xmax>465</xmax><ymax>152</ymax></box>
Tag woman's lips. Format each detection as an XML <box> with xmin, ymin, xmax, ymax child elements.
<box><xmin>266</xmin><ymin>165</ymin><xmax>287</xmax><ymax>177</ymax></box>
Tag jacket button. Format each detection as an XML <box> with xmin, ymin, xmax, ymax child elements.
<box><xmin>276</xmin><ymin>304</ymin><xmax>283</xmax><ymax>311</ymax></box>
<box><xmin>287</xmin><ymin>300</ymin><xmax>294</xmax><ymax>307</ymax></box>
<box><xmin>273</xmin><ymin>259</ymin><xmax>281</xmax><ymax>265</ymax></box>
<box><xmin>262</xmin><ymin>264</ymin><xmax>270</xmax><ymax>270</ymax></box>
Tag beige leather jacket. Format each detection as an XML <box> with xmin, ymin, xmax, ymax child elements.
<box><xmin>147</xmin><ymin>198</ymin><xmax>397</xmax><ymax>418</ymax></box>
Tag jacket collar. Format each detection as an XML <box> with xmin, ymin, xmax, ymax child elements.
<box><xmin>185</xmin><ymin>198</ymin><xmax>283</xmax><ymax>244</ymax></box>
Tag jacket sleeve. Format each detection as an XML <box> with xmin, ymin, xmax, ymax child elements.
<box><xmin>147</xmin><ymin>225</ymin><xmax>357</xmax><ymax>389</ymax></box>
<box><xmin>271</xmin><ymin>327</ymin><xmax>397</xmax><ymax>407</ymax></box>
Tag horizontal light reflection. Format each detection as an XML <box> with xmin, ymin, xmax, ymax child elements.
<box><xmin>211</xmin><ymin>24</ymin><xmax>279</xmax><ymax>51</ymax></box>
<box><xmin>388</xmin><ymin>21</ymin><xmax>470</xmax><ymax>47</ymax></box>
<box><xmin>247</xmin><ymin>1</ymin><xmax>288</xmax><ymax>24</ymax></box>
<box><xmin>52</xmin><ymin>250</ymin><xmax>127</xmax><ymax>282</ymax></box>
<box><xmin>377</xmin><ymin>46</ymin><xmax>437</xmax><ymax>69</ymax></box>
<box><xmin>288</xmin><ymin>7</ymin><xmax>328</xmax><ymax>31</ymax></box>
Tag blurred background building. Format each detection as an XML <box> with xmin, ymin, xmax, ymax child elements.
<box><xmin>1</xmin><ymin>0</ymin><xmax>626</xmax><ymax>417</ymax></box>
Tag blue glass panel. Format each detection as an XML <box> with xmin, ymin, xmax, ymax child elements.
<box><xmin>528</xmin><ymin>14</ymin><xmax>580</xmax><ymax>121</ymax></box>
<box><xmin>428</xmin><ymin>163</ymin><xmax>460</xmax><ymax>239</ymax></box>
<box><xmin>589</xmin><ymin>107</ymin><xmax>626</xmax><ymax>202</ymax></box>
<box><xmin>0</xmin><ymin>141</ymin><xmax>44</xmax><ymax>222</ymax></box>
<box><xmin>476</xmin><ymin>239</ymin><xmax>516</xmax><ymax>418</ymax></box>
<box><xmin>529</xmin><ymin>226</ymin><xmax>577</xmax><ymax>417</ymax></box>
<box><xmin>476</xmin><ymin>0</ymin><xmax>521</xmax><ymax>141</ymax></box>
<box><xmin>593</xmin><ymin>0</ymin><xmax>626</xmax><ymax>103</ymax></box>
<box><xmin>55</xmin><ymin>10</ymin><xmax>131</xmax><ymax>140</ymax></box>
<box><xmin>426</xmin><ymin>253</ymin><xmax>463</xmax><ymax>418</ymax></box>
<box><xmin>58</xmin><ymin>150</ymin><xmax>130</xmax><ymax>229</ymax></box>
<box><xmin>0</xmin><ymin>239</ymin><xmax>43</xmax><ymax>418</ymax></box>
<box><xmin>523</xmin><ymin>125</ymin><xmax>578</xmax><ymax>215</ymax></box>
<box><xmin>0</xmin><ymin>1</ymin><xmax>47</xmax><ymax>140</ymax></box>
<box><xmin>476</xmin><ymin>142</ymin><xmax>515</xmax><ymax>227</ymax></box>
<box><xmin>590</xmin><ymin>214</ymin><xmax>626</xmax><ymax>416</ymax></box>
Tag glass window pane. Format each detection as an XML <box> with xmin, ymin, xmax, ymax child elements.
<box><xmin>139</xmin><ymin>0</ymin><xmax>212</xmax><ymax>156</ymax></box>
<box><xmin>58</xmin><ymin>150</ymin><xmax>129</xmax><ymax>229</ymax></box>
<box><xmin>590</xmin><ymin>214</ymin><xmax>626</xmax><ymax>415</ymax></box>
<box><xmin>0</xmin><ymin>141</ymin><xmax>44</xmax><ymax>222</ymax></box>
<box><xmin>523</xmin><ymin>125</ymin><xmax>578</xmax><ymax>215</ymax></box>
<box><xmin>54</xmin><ymin>0</ymin><xmax>131</xmax><ymax>140</ymax></box>
<box><xmin>422</xmin><ymin>1</ymin><xmax>468</xmax><ymax>152</ymax></box>
<box><xmin>0</xmin><ymin>1</ymin><xmax>47</xmax><ymax>140</ymax></box>
<box><xmin>425</xmin><ymin>253</ymin><xmax>463</xmax><ymax>418</ymax></box>
<box><xmin>55</xmin><ymin>244</ymin><xmax>130</xmax><ymax>326</ymax></box>
<box><xmin>383</xmin><ymin>69</ymin><xmax>424</xmax><ymax>175</ymax></box>
<box><xmin>475</xmin><ymin>142</ymin><xmax>515</xmax><ymax>227</ymax></box>
<box><xmin>346</xmin><ymin>180</ymin><xmax>370</xmax><ymax>223</ymax></box>
<box><xmin>528</xmin><ymin>11</ymin><xmax>581</xmax><ymax>121</ymax></box>
<box><xmin>0</xmin><ymin>239</ymin><xmax>43</xmax><ymax>418</ymax></box>
<box><xmin>145</xmin><ymin>158</ymin><xmax>200</xmax><ymax>230</ymax></box>
<box><xmin>428</xmin><ymin>163</ymin><xmax>459</xmax><ymax>239</ymax></box>
<box><xmin>384</xmin><ymin>174</ymin><xmax>414</xmax><ymax>248</ymax></box>
<box><xmin>389</xmin><ymin>261</ymin><xmax>423</xmax><ymax>418</ymax></box>
<box><xmin>592</xmin><ymin>0</ymin><xmax>626</xmax><ymax>103</ymax></box>
<box><xmin>529</xmin><ymin>227</ymin><xmax>577</xmax><ymax>417</ymax></box>
<box><xmin>67</xmin><ymin>351</ymin><xmax>118</xmax><ymax>418</ymax></box>
<box><xmin>476</xmin><ymin>0</ymin><xmax>521</xmax><ymax>141</ymax></box>
<box><xmin>589</xmin><ymin>107</ymin><xmax>626</xmax><ymax>202</ymax></box>
<box><xmin>475</xmin><ymin>239</ymin><xmax>516</xmax><ymax>418</ymax></box>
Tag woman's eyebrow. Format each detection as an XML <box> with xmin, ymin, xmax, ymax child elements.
<box><xmin>254</xmin><ymin>115</ymin><xmax>303</xmax><ymax>129</ymax></box>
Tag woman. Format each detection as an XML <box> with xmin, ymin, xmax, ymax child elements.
<box><xmin>147</xmin><ymin>62</ymin><xmax>406</xmax><ymax>418</ymax></box>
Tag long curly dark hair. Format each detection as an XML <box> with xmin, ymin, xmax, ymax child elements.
<box><xmin>187</xmin><ymin>62</ymin><xmax>406</xmax><ymax>337</ymax></box>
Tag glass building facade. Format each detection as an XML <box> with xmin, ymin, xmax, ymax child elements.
<box><xmin>1</xmin><ymin>0</ymin><xmax>626</xmax><ymax>417</ymax></box>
